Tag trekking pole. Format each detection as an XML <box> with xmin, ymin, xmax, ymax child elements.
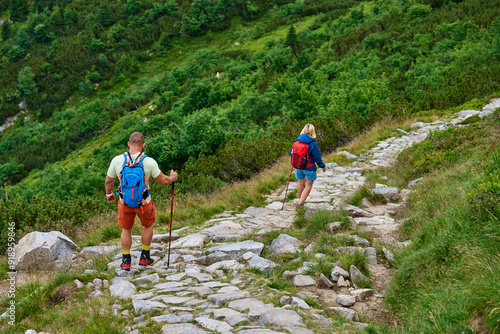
<box><xmin>166</xmin><ymin>182</ymin><xmax>175</xmax><ymax>268</ymax></box>
<box><xmin>282</xmin><ymin>166</ymin><xmax>294</xmax><ymax>211</ymax></box>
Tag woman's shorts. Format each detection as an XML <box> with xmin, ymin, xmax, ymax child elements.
<box><xmin>295</xmin><ymin>169</ymin><xmax>317</xmax><ymax>181</ymax></box>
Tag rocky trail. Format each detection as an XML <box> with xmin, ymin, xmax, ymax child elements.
<box><xmin>12</xmin><ymin>100</ymin><xmax>500</xmax><ymax>334</ymax></box>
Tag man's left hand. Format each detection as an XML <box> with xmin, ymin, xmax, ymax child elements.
<box><xmin>107</xmin><ymin>193</ymin><xmax>116</xmax><ymax>202</ymax></box>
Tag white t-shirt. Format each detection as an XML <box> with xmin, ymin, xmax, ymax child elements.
<box><xmin>107</xmin><ymin>152</ymin><xmax>161</xmax><ymax>202</ymax></box>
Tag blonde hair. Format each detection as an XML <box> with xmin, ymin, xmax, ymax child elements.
<box><xmin>300</xmin><ymin>123</ymin><xmax>316</xmax><ymax>139</ymax></box>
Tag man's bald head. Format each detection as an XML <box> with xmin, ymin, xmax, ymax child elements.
<box><xmin>129</xmin><ymin>132</ymin><xmax>145</xmax><ymax>147</ymax></box>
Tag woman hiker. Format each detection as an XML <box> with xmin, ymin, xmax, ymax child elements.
<box><xmin>291</xmin><ymin>123</ymin><xmax>326</xmax><ymax>208</ymax></box>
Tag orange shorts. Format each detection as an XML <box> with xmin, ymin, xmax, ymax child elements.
<box><xmin>118</xmin><ymin>200</ymin><xmax>156</xmax><ymax>229</ymax></box>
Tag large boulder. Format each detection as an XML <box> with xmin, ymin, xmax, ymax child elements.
<box><xmin>15</xmin><ymin>231</ymin><xmax>77</xmax><ymax>270</ymax></box>
<box><xmin>370</xmin><ymin>187</ymin><xmax>399</xmax><ymax>202</ymax></box>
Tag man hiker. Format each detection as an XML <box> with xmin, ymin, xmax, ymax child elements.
<box><xmin>105</xmin><ymin>132</ymin><xmax>178</xmax><ymax>270</ymax></box>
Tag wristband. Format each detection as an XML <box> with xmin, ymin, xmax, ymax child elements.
<box><xmin>106</xmin><ymin>193</ymin><xmax>113</xmax><ymax>197</ymax></box>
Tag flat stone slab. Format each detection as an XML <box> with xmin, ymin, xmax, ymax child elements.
<box><xmin>259</xmin><ymin>308</ymin><xmax>304</xmax><ymax>327</ymax></box>
<box><xmin>133</xmin><ymin>273</ymin><xmax>161</xmax><ymax>285</ymax></box>
<box><xmin>80</xmin><ymin>245</ymin><xmax>119</xmax><ymax>258</ymax></box>
<box><xmin>293</xmin><ymin>275</ymin><xmax>316</xmax><ymax>287</ymax></box>
<box><xmin>195</xmin><ymin>316</ymin><xmax>233</xmax><ymax>333</ymax></box>
<box><xmin>228</xmin><ymin>298</ymin><xmax>274</xmax><ymax>317</ymax></box>
<box><xmin>207</xmin><ymin>240</ymin><xmax>264</xmax><ymax>259</ymax></box>
<box><xmin>170</xmin><ymin>234</ymin><xmax>206</xmax><ymax>249</ymax></box>
<box><xmin>155</xmin><ymin>282</ymin><xmax>187</xmax><ymax>290</ymax></box>
<box><xmin>244</xmin><ymin>206</ymin><xmax>274</xmax><ymax>217</ymax></box>
<box><xmin>132</xmin><ymin>299</ymin><xmax>168</xmax><ymax>314</ymax></box>
<box><xmin>152</xmin><ymin>314</ymin><xmax>194</xmax><ymax>323</ymax></box>
<box><xmin>206</xmin><ymin>260</ymin><xmax>245</xmax><ymax>272</ymax></box>
<box><xmin>213</xmin><ymin>308</ymin><xmax>249</xmax><ymax>326</ymax></box>
<box><xmin>265</xmin><ymin>201</ymin><xmax>285</xmax><ymax>210</ymax></box>
<box><xmin>284</xmin><ymin>326</ymin><xmax>314</xmax><ymax>334</ymax></box>
<box><xmin>238</xmin><ymin>330</ymin><xmax>284</xmax><ymax>334</ymax></box>
<box><xmin>161</xmin><ymin>323</ymin><xmax>207</xmax><ymax>334</ymax></box>
<box><xmin>207</xmin><ymin>291</ymin><xmax>251</xmax><ymax>305</ymax></box>
<box><xmin>244</xmin><ymin>252</ymin><xmax>279</xmax><ymax>271</ymax></box>
<box><xmin>109</xmin><ymin>278</ymin><xmax>137</xmax><ymax>299</ymax></box>
<box><xmin>150</xmin><ymin>296</ymin><xmax>195</xmax><ymax>304</ymax></box>
<box><xmin>152</xmin><ymin>233</ymin><xmax>180</xmax><ymax>243</ymax></box>
<box><xmin>330</xmin><ymin>307</ymin><xmax>355</xmax><ymax>321</ymax></box>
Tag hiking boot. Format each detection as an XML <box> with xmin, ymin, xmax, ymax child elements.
<box><xmin>120</xmin><ymin>256</ymin><xmax>131</xmax><ymax>271</ymax></box>
<box><xmin>139</xmin><ymin>251</ymin><xmax>155</xmax><ymax>266</ymax></box>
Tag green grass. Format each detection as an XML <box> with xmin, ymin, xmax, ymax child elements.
<box><xmin>382</xmin><ymin>111</ymin><xmax>500</xmax><ymax>333</ymax></box>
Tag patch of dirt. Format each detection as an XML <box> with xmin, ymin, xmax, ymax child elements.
<box><xmin>0</xmin><ymin>270</ymin><xmax>58</xmax><ymax>296</ymax></box>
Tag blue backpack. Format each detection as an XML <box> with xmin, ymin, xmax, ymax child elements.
<box><xmin>117</xmin><ymin>152</ymin><xmax>150</xmax><ymax>207</ymax></box>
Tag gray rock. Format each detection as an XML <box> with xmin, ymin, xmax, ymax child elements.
<box><xmin>206</xmin><ymin>260</ymin><xmax>245</xmax><ymax>272</ymax></box>
<box><xmin>360</xmin><ymin>198</ymin><xmax>372</xmax><ymax>207</ymax></box>
<box><xmin>293</xmin><ymin>275</ymin><xmax>316</xmax><ymax>287</ymax></box>
<box><xmin>327</xmin><ymin>222</ymin><xmax>342</xmax><ymax>232</ymax></box>
<box><xmin>291</xmin><ymin>297</ymin><xmax>310</xmax><ymax>309</ymax></box>
<box><xmin>207</xmin><ymin>240</ymin><xmax>264</xmax><ymax>259</ymax></box>
<box><xmin>80</xmin><ymin>245</ymin><xmax>120</xmax><ymax>258</ymax></box>
<box><xmin>244</xmin><ymin>206</ymin><xmax>273</xmax><ymax>217</ymax></box>
<box><xmin>410</xmin><ymin>122</ymin><xmax>425</xmax><ymax>128</ymax></box>
<box><xmin>270</xmin><ymin>234</ymin><xmax>303</xmax><ymax>254</ymax></box>
<box><xmin>150</xmin><ymin>296</ymin><xmax>194</xmax><ymax>305</ymax></box>
<box><xmin>133</xmin><ymin>273</ymin><xmax>161</xmax><ymax>285</ymax></box>
<box><xmin>15</xmin><ymin>231</ymin><xmax>77</xmax><ymax>270</ymax></box>
<box><xmin>336</xmin><ymin>294</ymin><xmax>356</xmax><ymax>307</ymax></box>
<box><xmin>351</xmin><ymin>289</ymin><xmax>373</xmax><ymax>302</ymax></box>
<box><xmin>161</xmin><ymin>323</ymin><xmax>207</xmax><ymax>334</ymax></box>
<box><xmin>337</xmin><ymin>276</ymin><xmax>349</xmax><ymax>287</ymax></box>
<box><xmin>283</xmin><ymin>270</ymin><xmax>299</xmax><ymax>279</ymax></box>
<box><xmin>243</xmin><ymin>252</ymin><xmax>279</xmax><ymax>271</ymax></box>
<box><xmin>331</xmin><ymin>266</ymin><xmax>349</xmax><ymax>278</ymax></box>
<box><xmin>456</xmin><ymin>110</ymin><xmax>480</xmax><ymax>117</ymax></box>
<box><xmin>132</xmin><ymin>300</ymin><xmax>168</xmax><ymax>314</ymax></box>
<box><xmin>280</xmin><ymin>295</ymin><xmax>292</xmax><ymax>305</ymax></box>
<box><xmin>283</xmin><ymin>326</ymin><xmax>314</xmax><ymax>334</ymax></box>
<box><xmin>304</xmin><ymin>242</ymin><xmax>315</xmax><ymax>253</ymax></box>
<box><xmin>170</xmin><ymin>234</ymin><xmax>206</xmax><ymax>249</ymax></box>
<box><xmin>195</xmin><ymin>316</ymin><xmax>233</xmax><ymax>333</ymax></box>
<box><xmin>370</xmin><ymin>187</ymin><xmax>399</xmax><ymax>201</ymax></box>
<box><xmin>312</xmin><ymin>319</ymin><xmax>334</xmax><ymax>328</ymax></box>
<box><xmin>238</xmin><ymin>330</ymin><xmax>283</xmax><ymax>334</ymax></box>
<box><xmin>196</xmin><ymin>251</ymin><xmax>232</xmax><ymax>266</ymax></box>
<box><xmin>25</xmin><ymin>331</ymin><xmax>37</xmax><ymax>334</ymax></box>
<box><xmin>92</xmin><ymin>278</ymin><xmax>103</xmax><ymax>287</ymax></box>
<box><xmin>109</xmin><ymin>278</ymin><xmax>137</xmax><ymax>299</ymax></box>
<box><xmin>213</xmin><ymin>308</ymin><xmax>248</xmax><ymax>326</ymax></box>
<box><xmin>228</xmin><ymin>298</ymin><xmax>274</xmax><ymax>317</ymax></box>
<box><xmin>304</xmin><ymin>208</ymin><xmax>317</xmax><ymax>220</ymax></box>
<box><xmin>131</xmin><ymin>292</ymin><xmax>154</xmax><ymax>300</ymax></box>
<box><xmin>340</xmin><ymin>204</ymin><xmax>374</xmax><ymax>218</ymax></box>
<box><xmin>87</xmin><ymin>288</ymin><xmax>104</xmax><ymax>299</ymax></box>
<box><xmin>382</xmin><ymin>246</ymin><xmax>394</xmax><ymax>261</ymax></box>
<box><xmin>337</xmin><ymin>151</ymin><xmax>358</xmax><ymax>159</ymax></box>
<box><xmin>74</xmin><ymin>279</ymin><xmax>84</xmax><ymax>289</ymax></box>
<box><xmin>259</xmin><ymin>308</ymin><xmax>304</xmax><ymax>327</ymax></box>
<box><xmin>152</xmin><ymin>314</ymin><xmax>194</xmax><ymax>323</ymax></box>
<box><xmin>207</xmin><ymin>291</ymin><xmax>251</xmax><ymax>305</ymax></box>
<box><xmin>152</xmin><ymin>233</ymin><xmax>180</xmax><ymax>243</ymax></box>
<box><xmin>408</xmin><ymin>177</ymin><xmax>423</xmax><ymax>188</ymax></box>
<box><xmin>165</xmin><ymin>273</ymin><xmax>187</xmax><ymax>281</ymax></box>
<box><xmin>350</xmin><ymin>265</ymin><xmax>369</xmax><ymax>287</ymax></box>
<box><xmin>365</xmin><ymin>247</ymin><xmax>377</xmax><ymax>265</ymax></box>
<box><xmin>330</xmin><ymin>307</ymin><xmax>355</xmax><ymax>320</ymax></box>
<box><xmin>318</xmin><ymin>273</ymin><xmax>333</xmax><ymax>288</ymax></box>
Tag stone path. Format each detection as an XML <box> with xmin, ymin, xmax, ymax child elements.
<box><xmin>72</xmin><ymin>107</ymin><xmax>491</xmax><ymax>334</ymax></box>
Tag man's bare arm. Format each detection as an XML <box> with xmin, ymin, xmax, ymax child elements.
<box><xmin>105</xmin><ymin>176</ymin><xmax>116</xmax><ymax>194</ymax></box>
<box><xmin>154</xmin><ymin>170</ymin><xmax>178</xmax><ymax>186</ymax></box>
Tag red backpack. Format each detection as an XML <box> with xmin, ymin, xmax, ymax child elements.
<box><xmin>291</xmin><ymin>141</ymin><xmax>315</xmax><ymax>169</ymax></box>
